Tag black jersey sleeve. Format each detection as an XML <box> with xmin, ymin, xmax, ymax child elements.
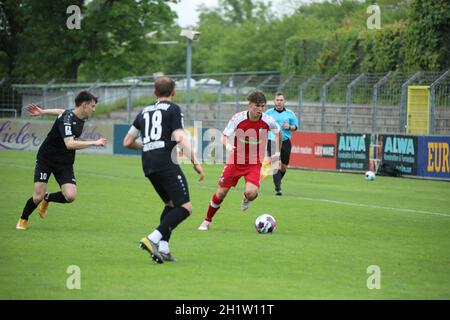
<box><xmin>132</xmin><ymin>113</ymin><xmax>141</xmax><ymax>131</ymax></box>
<box><xmin>57</xmin><ymin>112</ymin><xmax>75</xmax><ymax>139</ymax></box>
<box><xmin>170</xmin><ymin>104</ymin><xmax>183</xmax><ymax>132</ymax></box>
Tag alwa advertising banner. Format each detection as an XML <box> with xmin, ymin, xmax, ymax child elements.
<box><xmin>336</xmin><ymin>133</ymin><xmax>370</xmax><ymax>171</ymax></box>
<box><xmin>380</xmin><ymin>134</ymin><xmax>418</xmax><ymax>175</ymax></box>
<box><xmin>290</xmin><ymin>131</ymin><xmax>337</xmax><ymax>170</ymax></box>
<box><xmin>0</xmin><ymin>119</ymin><xmax>113</xmax><ymax>155</ymax></box>
<box><xmin>418</xmin><ymin>136</ymin><xmax>450</xmax><ymax>179</ymax></box>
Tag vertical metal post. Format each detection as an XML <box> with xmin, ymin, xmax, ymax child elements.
<box><xmin>194</xmin><ymin>86</ymin><xmax>201</xmax><ymax>123</ymax></box>
<box><xmin>297</xmin><ymin>75</ymin><xmax>316</xmax><ymax>131</ymax></box>
<box><xmin>235</xmin><ymin>86</ymin><xmax>240</xmax><ymax>113</ymax></box>
<box><xmin>297</xmin><ymin>85</ymin><xmax>302</xmax><ymax>130</ymax></box>
<box><xmin>429</xmin><ymin>86</ymin><xmax>436</xmax><ymax>134</ymax></box>
<box><xmin>67</xmin><ymin>91</ymin><xmax>74</xmax><ymax>109</ymax></box>
<box><xmin>372</xmin><ymin>72</ymin><xmax>391</xmax><ymax>133</ymax></box>
<box><xmin>429</xmin><ymin>70</ymin><xmax>450</xmax><ymax>134</ymax></box>
<box><xmin>185</xmin><ymin>38</ymin><xmax>192</xmax><ymax>126</ymax></box>
<box><xmin>345</xmin><ymin>73</ymin><xmax>365</xmax><ymax>132</ymax></box>
<box><xmin>321</xmin><ymin>74</ymin><xmax>339</xmax><ymax>132</ymax></box>
<box><xmin>283</xmin><ymin>38</ymin><xmax>288</xmax><ymax>73</ymax></box>
<box><xmin>216</xmin><ymin>86</ymin><xmax>222</xmax><ymax>129</ymax></box>
<box><xmin>320</xmin><ymin>86</ymin><xmax>326</xmax><ymax>132</ymax></box>
<box><xmin>127</xmin><ymin>87</ymin><xmax>132</xmax><ymax>124</ymax></box>
<box><xmin>43</xmin><ymin>84</ymin><xmax>49</xmax><ymax>108</ymax></box>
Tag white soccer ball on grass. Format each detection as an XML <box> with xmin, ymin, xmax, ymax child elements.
<box><xmin>255</xmin><ymin>214</ymin><xmax>277</xmax><ymax>234</ymax></box>
<box><xmin>365</xmin><ymin>170</ymin><xmax>376</xmax><ymax>181</ymax></box>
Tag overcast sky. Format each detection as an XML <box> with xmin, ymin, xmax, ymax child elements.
<box><xmin>169</xmin><ymin>0</ymin><xmax>302</xmax><ymax>27</ymax></box>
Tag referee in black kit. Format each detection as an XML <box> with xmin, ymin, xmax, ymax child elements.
<box><xmin>16</xmin><ymin>91</ymin><xmax>108</xmax><ymax>230</ymax></box>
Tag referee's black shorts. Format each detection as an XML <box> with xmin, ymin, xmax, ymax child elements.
<box><xmin>146</xmin><ymin>166</ymin><xmax>190</xmax><ymax>207</ymax></box>
<box><xmin>267</xmin><ymin>139</ymin><xmax>292</xmax><ymax>165</ymax></box>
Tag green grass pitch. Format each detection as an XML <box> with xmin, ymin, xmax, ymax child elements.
<box><xmin>0</xmin><ymin>150</ymin><xmax>449</xmax><ymax>299</ymax></box>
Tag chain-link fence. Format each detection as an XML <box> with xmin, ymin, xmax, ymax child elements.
<box><xmin>1</xmin><ymin>70</ymin><xmax>449</xmax><ymax>134</ymax></box>
<box><xmin>431</xmin><ymin>70</ymin><xmax>450</xmax><ymax>135</ymax></box>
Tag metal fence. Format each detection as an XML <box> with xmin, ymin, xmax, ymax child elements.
<box><xmin>1</xmin><ymin>70</ymin><xmax>449</xmax><ymax>134</ymax></box>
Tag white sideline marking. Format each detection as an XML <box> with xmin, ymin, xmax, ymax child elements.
<box><xmin>193</xmin><ymin>185</ymin><xmax>450</xmax><ymax>218</ymax></box>
<box><xmin>2</xmin><ymin>161</ymin><xmax>450</xmax><ymax>218</ymax></box>
<box><xmin>286</xmin><ymin>195</ymin><xmax>450</xmax><ymax>218</ymax></box>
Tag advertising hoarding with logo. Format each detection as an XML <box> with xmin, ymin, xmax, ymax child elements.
<box><xmin>336</xmin><ymin>133</ymin><xmax>370</xmax><ymax>171</ymax></box>
<box><xmin>289</xmin><ymin>131</ymin><xmax>337</xmax><ymax>170</ymax></box>
<box><xmin>417</xmin><ymin>136</ymin><xmax>450</xmax><ymax>179</ymax></box>
<box><xmin>0</xmin><ymin>119</ymin><xmax>113</xmax><ymax>155</ymax></box>
<box><xmin>380</xmin><ymin>134</ymin><xmax>418</xmax><ymax>175</ymax></box>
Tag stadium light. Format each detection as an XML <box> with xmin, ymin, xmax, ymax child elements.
<box><xmin>180</xmin><ymin>29</ymin><xmax>201</xmax><ymax>125</ymax></box>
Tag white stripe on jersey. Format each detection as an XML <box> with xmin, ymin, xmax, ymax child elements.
<box><xmin>223</xmin><ymin>111</ymin><xmax>247</xmax><ymax>136</ymax></box>
<box><xmin>142</xmin><ymin>102</ymin><xmax>171</xmax><ymax>113</ymax></box>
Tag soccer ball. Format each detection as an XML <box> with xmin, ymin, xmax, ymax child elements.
<box><xmin>255</xmin><ymin>214</ymin><xmax>277</xmax><ymax>234</ymax></box>
<box><xmin>365</xmin><ymin>171</ymin><xmax>376</xmax><ymax>181</ymax></box>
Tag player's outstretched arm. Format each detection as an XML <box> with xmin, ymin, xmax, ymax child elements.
<box><xmin>64</xmin><ymin>137</ymin><xmax>107</xmax><ymax>150</ymax></box>
<box><xmin>27</xmin><ymin>103</ymin><xmax>65</xmax><ymax>116</ymax></box>
<box><xmin>173</xmin><ymin>129</ymin><xmax>205</xmax><ymax>181</ymax></box>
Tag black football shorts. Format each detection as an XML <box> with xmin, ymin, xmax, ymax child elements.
<box><xmin>146</xmin><ymin>167</ymin><xmax>190</xmax><ymax>207</ymax></box>
<box><xmin>34</xmin><ymin>158</ymin><xmax>76</xmax><ymax>186</ymax></box>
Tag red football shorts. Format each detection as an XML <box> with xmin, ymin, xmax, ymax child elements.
<box><xmin>218</xmin><ymin>163</ymin><xmax>262</xmax><ymax>188</ymax></box>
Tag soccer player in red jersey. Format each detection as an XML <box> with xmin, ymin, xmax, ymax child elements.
<box><xmin>198</xmin><ymin>90</ymin><xmax>281</xmax><ymax>231</ymax></box>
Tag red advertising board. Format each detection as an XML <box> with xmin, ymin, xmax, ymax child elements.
<box><xmin>289</xmin><ymin>131</ymin><xmax>337</xmax><ymax>170</ymax></box>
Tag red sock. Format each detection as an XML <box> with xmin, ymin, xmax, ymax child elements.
<box><xmin>205</xmin><ymin>194</ymin><xmax>223</xmax><ymax>222</ymax></box>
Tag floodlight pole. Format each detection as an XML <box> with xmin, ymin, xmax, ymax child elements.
<box><xmin>185</xmin><ymin>38</ymin><xmax>192</xmax><ymax>125</ymax></box>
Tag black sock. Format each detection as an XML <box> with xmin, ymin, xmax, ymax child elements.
<box><xmin>160</xmin><ymin>206</ymin><xmax>173</xmax><ymax>241</ymax></box>
<box><xmin>280</xmin><ymin>170</ymin><xmax>286</xmax><ymax>179</ymax></box>
<box><xmin>21</xmin><ymin>197</ymin><xmax>38</xmax><ymax>220</ymax></box>
<box><xmin>157</xmin><ymin>207</ymin><xmax>190</xmax><ymax>240</ymax></box>
<box><xmin>273</xmin><ymin>172</ymin><xmax>282</xmax><ymax>190</ymax></box>
<box><xmin>46</xmin><ymin>192</ymin><xmax>68</xmax><ymax>203</ymax></box>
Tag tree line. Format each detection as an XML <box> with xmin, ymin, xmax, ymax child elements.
<box><xmin>1</xmin><ymin>0</ymin><xmax>449</xmax><ymax>83</ymax></box>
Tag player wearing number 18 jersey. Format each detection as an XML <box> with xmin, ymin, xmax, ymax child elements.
<box><xmin>123</xmin><ymin>76</ymin><xmax>204</xmax><ymax>264</ymax></box>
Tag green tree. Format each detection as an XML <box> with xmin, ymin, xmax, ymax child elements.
<box><xmin>361</xmin><ymin>21</ymin><xmax>408</xmax><ymax>72</ymax></box>
<box><xmin>0</xmin><ymin>1</ymin><xmax>26</xmax><ymax>78</ymax></box>
<box><xmin>9</xmin><ymin>0</ymin><xmax>176</xmax><ymax>81</ymax></box>
<box><xmin>405</xmin><ymin>0</ymin><xmax>450</xmax><ymax>71</ymax></box>
<box><xmin>217</xmin><ymin>0</ymin><xmax>272</xmax><ymax>24</ymax></box>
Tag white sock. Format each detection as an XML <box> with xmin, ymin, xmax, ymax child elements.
<box><xmin>159</xmin><ymin>240</ymin><xmax>170</xmax><ymax>254</ymax></box>
<box><xmin>148</xmin><ymin>229</ymin><xmax>162</xmax><ymax>244</ymax></box>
